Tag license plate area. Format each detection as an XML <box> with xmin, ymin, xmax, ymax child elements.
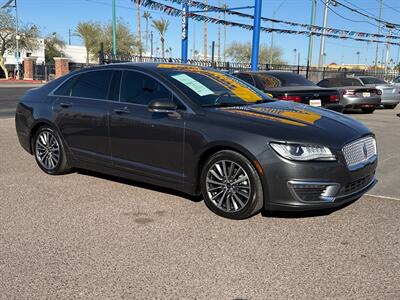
<box><xmin>362</xmin><ymin>92</ymin><xmax>370</xmax><ymax>97</ymax></box>
<box><xmin>309</xmin><ymin>99</ymin><xmax>322</xmax><ymax>107</ymax></box>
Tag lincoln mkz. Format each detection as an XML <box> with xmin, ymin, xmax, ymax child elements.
<box><xmin>15</xmin><ymin>63</ymin><xmax>378</xmax><ymax>219</ymax></box>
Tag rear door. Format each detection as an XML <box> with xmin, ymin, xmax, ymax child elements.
<box><xmin>108</xmin><ymin>70</ymin><xmax>185</xmax><ymax>186</ymax></box>
<box><xmin>52</xmin><ymin>70</ymin><xmax>114</xmax><ymax>165</ymax></box>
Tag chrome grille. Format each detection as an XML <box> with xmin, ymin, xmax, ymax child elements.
<box><xmin>342</xmin><ymin>136</ymin><xmax>376</xmax><ymax>169</ymax></box>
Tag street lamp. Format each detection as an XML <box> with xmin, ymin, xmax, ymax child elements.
<box><xmin>356</xmin><ymin>51</ymin><xmax>360</xmax><ymax>65</ymax></box>
<box><xmin>293</xmin><ymin>48</ymin><xmax>297</xmax><ymax>65</ymax></box>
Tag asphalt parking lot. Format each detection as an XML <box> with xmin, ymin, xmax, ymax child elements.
<box><xmin>1</xmin><ymin>85</ymin><xmax>400</xmax><ymax>299</ymax></box>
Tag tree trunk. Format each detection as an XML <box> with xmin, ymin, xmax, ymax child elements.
<box><xmin>0</xmin><ymin>56</ymin><xmax>9</xmax><ymax>79</ymax></box>
<box><xmin>203</xmin><ymin>0</ymin><xmax>207</xmax><ymax>60</ymax></box>
<box><xmin>86</xmin><ymin>48</ymin><xmax>89</xmax><ymax>65</ymax></box>
<box><xmin>161</xmin><ymin>37</ymin><xmax>165</xmax><ymax>59</ymax></box>
<box><xmin>137</xmin><ymin>1</ymin><xmax>142</xmax><ymax>56</ymax></box>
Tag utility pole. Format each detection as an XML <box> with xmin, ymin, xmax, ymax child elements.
<box><xmin>68</xmin><ymin>29</ymin><xmax>71</xmax><ymax>45</ymax></box>
<box><xmin>384</xmin><ymin>26</ymin><xmax>394</xmax><ymax>73</ymax></box>
<box><xmin>374</xmin><ymin>0</ymin><xmax>383</xmax><ymax>66</ymax></box>
<box><xmin>112</xmin><ymin>0</ymin><xmax>117</xmax><ymax>59</ymax></box>
<box><xmin>306</xmin><ymin>0</ymin><xmax>317</xmax><ymax>68</ymax></box>
<box><xmin>318</xmin><ymin>0</ymin><xmax>329</xmax><ymax>69</ymax></box>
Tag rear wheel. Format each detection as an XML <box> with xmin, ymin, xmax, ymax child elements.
<box><xmin>361</xmin><ymin>107</ymin><xmax>375</xmax><ymax>114</ymax></box>
<box><xmin>200</xmin><ymin>150</ymin><xmax>264</xmax><ymax>219</ymax></box>
<box><xmin>384</xmin><ymin>104</ymin><xmax>397</xmax><ymax>109</ymax></box>
<box><xmin>33</xmin><ymin>126</ymin><xmax>71</xmax><ymax>175</ymax></box>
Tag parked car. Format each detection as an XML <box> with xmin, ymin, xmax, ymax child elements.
<box><xmin>348</xmin><ymin>76</ymin><xmax>399</xmax><ymax>109</ymax></box>
<box><xmin>234</xmin><ymin>71</ymin><xmax>343</xmax><ymax>111</ymax></box>
<box><xmin>15</xmin><ymin>63</ymin><xmax>377</xmax><ymax>219</ymax></box>
<box><xmin>317</xmin><ymin>77</ymin><xmax>381</xmax><ymax>113</ymax></box>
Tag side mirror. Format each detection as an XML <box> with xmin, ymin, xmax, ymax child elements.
<box><xmin>148</xmin><ymin>99</ymin><xmax>178</xmax><ymax>113</ymax></box>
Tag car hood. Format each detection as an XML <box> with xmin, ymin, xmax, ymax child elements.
<box><xmin>212</xmin><ymin>101</ymin><xmax>372</xmax><ymax>149</ymax></box>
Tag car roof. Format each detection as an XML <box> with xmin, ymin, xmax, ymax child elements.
<box><xmin>235</xmin><ymin>71</ymin><xmax>296</xmax><ymax>76</ymax></box>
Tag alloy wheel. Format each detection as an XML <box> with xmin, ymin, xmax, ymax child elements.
<box><xmin>205</xmin><ymin>160</ymin><xmax>251</xmax><ymax>213</ymax></box>
<box><xmin>35</xmin><ymin>130</ymin><xmax>60</xmax><ymax>170</ymax></box>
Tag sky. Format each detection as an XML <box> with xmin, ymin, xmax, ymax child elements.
<box><xmin>12</xmin><ymin>0</ymin><xmax>400</xmax><ymax>65</ymax></box>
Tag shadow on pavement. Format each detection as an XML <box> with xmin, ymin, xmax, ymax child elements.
<box><xmin>76</xmin><ymin>169</ymin><xmax>203</xmax><ymax>203</ymax></box>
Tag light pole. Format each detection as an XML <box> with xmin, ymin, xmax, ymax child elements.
<box><xmin>356</xmin><ymin>51</ymin><xmax>360</xmax><ymax>65</ymax></box>
<box><xmin>251</xmin><ymin>0</ymin><xmax>262</xmax><ymax>71</ymax></box>
<box><xmin>318</xmin><ymin>0</ymin><xmax>329</xmax><ymax>69</ymax></box>
<box><xmin>112</xmin><ymin>0</ymin><xmax>117</xmax><ymax>59</ymax></box>
<box><xmin>293</xmin><ymin>48</ymin><xmax>297</xmax><ymax>65</ymax></box>
<box><xmin>306</xmin><ymin>0</ymin><xmax>317</xmax><ymax>69</ymax></box>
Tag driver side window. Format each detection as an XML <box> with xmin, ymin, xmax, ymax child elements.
<box><xmin>120</xmin><ymin>71</ymin><xmax>171</xmax><ymax>105</ymax></box>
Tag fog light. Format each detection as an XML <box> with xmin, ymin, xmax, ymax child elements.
<box><xmin>288</xmin><ymin>181</ymin><xmax>340</xmax><ymax>202</ymax></box>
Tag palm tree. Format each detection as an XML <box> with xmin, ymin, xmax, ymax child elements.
<box><xmin>221</xmin><ymin>3</ymin><xmax>228</xmax><ymax>61</ymax></box>
<box><xmin>203</xmin><ymin>0</ymin><xmax>207</xmax><ymax>60</ymax></box>
<box><xmin>142</xmin><ymin>11</ymin><xmax>152</xmax><ymax>54</ymax></box>
<box><xmin>132</xmin><ymin>0</ymin><xmax>142</xmax><ymax>56</ymax></box>
<box><xmin>152</xmin><ymin>18</ymin><xmax>170</xmax><ymax>58</ymax></box>
<box><xmin>75</xmin><ymin>22</ymin><xmax>101</xmax><ymax>65</ymax></box>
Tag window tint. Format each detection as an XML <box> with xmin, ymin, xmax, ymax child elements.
<box><xmin>53</xmin><ymin>76</ymin><xmax>78</xmax><ymax>96</ymax></box>
<box><xmin>235</xmin><ymin>73</ymin><xmax>254</xmax><ymax>85</ymax></box>
<box><xmin>266</xmin><ymin>72</ymin><xmax>315</xmax><ymax>87</ymax></box>
<box><xmin>339</xmin><ymin>78</ymin><xmax>362</xmax><ymax>86</ymax></box>
<box><xmin>108</xmin><ymin>71</ymin><xmax>122</xmax><ymax>101</ymax></box>
<box><xmin>120</xmin><ymin>71</ymin><xmax>171</xmax><ymax>105</ymax></box>
<box><xmin>69</xmin><ymin>70</ymin><xmax>113</xmax><ymax>99</ymax></box>
<box><xmin>359</xmin><ymin>77</ymin><xmax>386</xmax><ymax>84</ymax></box>
<box><xmin>253</xmin><ymin>74</ymin><xmax>281</xmax><ymax>90</ymax></box>
<box><xmin>318</xmin><ymin>79</ymin><xmax>329</xmax><ymax>88</ymax></box>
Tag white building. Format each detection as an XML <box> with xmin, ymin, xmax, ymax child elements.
<box><xmin>4</xmin><ymin>38</ymin><xmax>45</xmax><ymax>65</ymax></box>
<box><xmin>63</xmin><ymin>45</ymin><xmax>97</xmax><ymax>64</ymax></box>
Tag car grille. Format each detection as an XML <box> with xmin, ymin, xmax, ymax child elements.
<box><xmin>342</xmin><ymin>136</ymin><xmax>376</xmax><ymax>169</ymax></box>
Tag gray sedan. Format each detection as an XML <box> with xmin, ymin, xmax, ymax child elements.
<box><xmin>353</xmin><ymin>76</ymin><xmax>399</xmax><ymax>109</ymax></box>
<box><xmin>317</xmin><ymin>77</ymin><xmax>381</xmax><ymax>113</ymax></box>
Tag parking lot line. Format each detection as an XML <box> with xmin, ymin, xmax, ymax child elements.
<box><xmin>366</xmin><ymin>194</ymin><xmax>400</xmax><ymax>201</ymax></box>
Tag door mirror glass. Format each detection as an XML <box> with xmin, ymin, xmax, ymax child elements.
<box><xmin>148</xmin><ymin>99</ymin><xmax>178</xmax><ymax>113</ymax></box>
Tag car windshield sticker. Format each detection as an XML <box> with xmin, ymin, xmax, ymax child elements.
<box><xmin>171</xmin><ymin>74</ymin><xmax>215</xmax><ymax>96</ymax></box>
<box><xmin>159</xmin><ymin>64</ymin><xmax>262</xmax><ymax>102</ymax></box>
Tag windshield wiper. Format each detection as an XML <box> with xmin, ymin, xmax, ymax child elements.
<box><xmin>201</xmin><ymin>102</ymin><xmax>248</xmax><ymax>108</ymax></box>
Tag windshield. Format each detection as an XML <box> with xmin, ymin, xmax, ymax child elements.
<box><xmin>267</xmin><ymin>72</ymin><xmax>316</xmax><ymax>87</ymax></box>
<box><xmin>359</xmin><ymin>77</ymin><xmax>386</xmax><ymax>84</ymax></box>
<box><xmin>157</xmin><ymin>64</ymin><xmax>271</xmax><ymax>107</ymax></box>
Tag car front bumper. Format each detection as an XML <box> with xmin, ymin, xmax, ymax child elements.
<box><xmin>256</xmin><ymin>148</ymin><xmax>377</xmax><ymax>211</ymax></box>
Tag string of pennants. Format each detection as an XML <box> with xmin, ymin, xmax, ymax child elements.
<box><xmin>166</xmin><ymin>0</ymin><xmax>400</xmax><ymax>40</ymax></box>
<box><xmin>138</xmin><ymin>0</ymin><xmax>400</xmax><ymax>46</ymax></box>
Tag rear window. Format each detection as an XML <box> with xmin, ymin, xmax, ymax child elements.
<box><xmin>54</xmin><ymin>70</ymin><xmax>113</xmax><ymax>99</ymax></box>
<box><xmin>359</xmin><ymin>77</ymin><xmax>386</xmax><ymax>84</ymax></box>
<box><xmin>266</xmin><ymin>72</ymin><xmax>316</xmax><ymax>87</ymax></box>
<box><xmin>338</xmin><ymin>78</ymin><xmax>362</xmax><ymax>86</ymax></box>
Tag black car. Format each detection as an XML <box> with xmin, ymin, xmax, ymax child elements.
<box><xmin>234</xmin><ymin>71</ymin><xmax>343</xmax><ymax>111</ymax></box>
<box><xmin>15</xmin><ymin>63</ymin><xmax>377</xmax><ymax>219</ymax></box>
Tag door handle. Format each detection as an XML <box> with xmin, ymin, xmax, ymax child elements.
<box><xmin>60</xmin><ymin>102</ymin><xmax>72</xmax><ymax>108</ymax></box>
<box><xmin>113</xmin><ymin>108</ymin><xmax>130</xmax><ymax>114</ymax></box>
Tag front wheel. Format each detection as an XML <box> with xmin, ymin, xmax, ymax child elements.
<box><xmin>33</xmin><ymin>126</ymin><xmax>72</xmax><ymax>175</ymax></box>
<box><xmin>361</xmin><ymin>107</ymin><xmax>375</xmax><ymax>114</ymax></box>
<box><xmin>200</xmin><ymin>150</ymin><xmax>264</xmax><ymax>219</ymax></box>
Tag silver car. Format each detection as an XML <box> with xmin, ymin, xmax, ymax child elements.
<box><xmin>352</xmin><ymin>76</ymin><xmax>399</xmax><ymax>109</ymax></box>
<box><xmin>317</xmin><ymin>77</ymin><xmax>381</xmax><ymax>114</ymax></box>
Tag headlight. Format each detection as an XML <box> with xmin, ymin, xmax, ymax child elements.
<box><xmin>270</xmin><ymin>142</ymin><xmax>336</xmax><ymax>161</ymax></box>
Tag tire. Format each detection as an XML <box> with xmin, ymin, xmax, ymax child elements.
<box><xmin>33</xmin><ymin>125</ymin><xmax>72</xmax><ymax>175</ymax></box>
<box><xmin>384</xmin><ymin>104</ymin><xmax>397</xmax><ymax>109</ymax></box>
<box><xmin>200</xmin><ymin>150</ymin><xmax>264</xmax><ymax>219</ymax></box>
<box><xmin>361</xmin><ymin>107</ymin><xmax>375</xmax><ymax>114</ymax></box>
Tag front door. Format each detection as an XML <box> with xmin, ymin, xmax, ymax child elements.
<box><xmin>109</xmin><ymin>70</ymin><xmax>185</xmax><ymax>185</ymax></box>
